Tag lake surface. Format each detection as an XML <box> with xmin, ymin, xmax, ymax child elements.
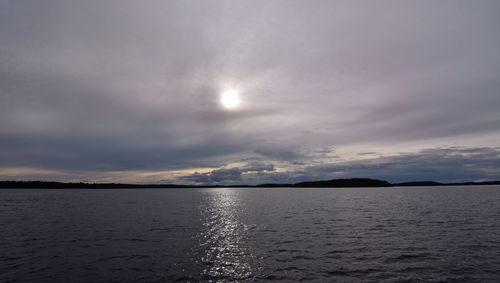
<box><xmin>1</xmin><ymin>186</ymin><xmax>500</xmax><ymax>282</ymax></box>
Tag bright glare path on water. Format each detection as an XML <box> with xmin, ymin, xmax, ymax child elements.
<box><xmin>196</xmin><ymin>189</ymin><xmax>255</xmax><ymax>280</ymax></box>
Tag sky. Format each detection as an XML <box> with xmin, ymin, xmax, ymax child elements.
<box><xmin>1</xmin><ymin>0</ymin><xmax>499</xmax><ymax>185</ymax></box>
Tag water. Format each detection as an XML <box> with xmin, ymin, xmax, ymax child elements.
<box><xmin>1</xmin><ymin>186</ymin><xmax>500</xmax><ymax>282</ymax></box>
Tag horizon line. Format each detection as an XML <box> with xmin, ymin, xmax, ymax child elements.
<box><xmin>1</xmin><ymin>178</ymin><xmax>500</xmax><ymax>189</ymax></box>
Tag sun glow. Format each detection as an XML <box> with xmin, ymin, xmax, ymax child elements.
<box><xmin>220</xmin><ymin>89</ymin><xmax>241</xmax><ymax>109</ymax></box>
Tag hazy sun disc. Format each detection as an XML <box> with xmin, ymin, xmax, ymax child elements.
<box><xmin>220</xmin><ymin>89</ymin><xmax>241</xmax><ymax>109</ymax></box>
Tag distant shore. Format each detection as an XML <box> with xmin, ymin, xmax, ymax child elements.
<box><xmin>1</xmin><ymin>178</ymin><xmax>499</xmax><ymax>189</ymax></box>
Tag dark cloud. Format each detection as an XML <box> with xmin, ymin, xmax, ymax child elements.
<box><xmin>179</xmin><ymin>162</ymin><xmax>275</xmax><ymax>185</ymax></box>
<box><xmin>1</xmin><ymin>1</ymin><xmax>499</xmax><ymax>182</ymax></box>
<box><xmin>178</xmin><ymin>147</ymin><xmax>500</xmax><ymax>185</ymax></box>
<box><xmin>298</xmin><ymin>147</ymin><xmax>500</xmax><ymax>183</ymax></box>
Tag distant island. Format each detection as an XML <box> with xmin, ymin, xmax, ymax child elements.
<box><xmin>1</xmin><ymin>178</ymin><xmax>499</xmax><ymax>189</ymax></box>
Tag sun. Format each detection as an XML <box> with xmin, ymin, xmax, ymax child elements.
<box><xmin>220</xmin><ymin>89</ymin><xmax>241</xmax><ymax>109</ymax></box>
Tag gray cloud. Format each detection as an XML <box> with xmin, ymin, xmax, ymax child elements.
<box><xmin>178</xmin><ymin>147</ymin><xmax>500</xmax><ymax>185</ymax></box>
<box><xmin>1</xmin><ymin>1</ymin><xmax>499</xmax><ymax>182</ymax></box>
<box><xmin>179</xmin><ymin>162</ymin><xmax>275</xmax><ymax>185</ymax></box>
<box><xmin>305</xmin><ymin>147</ymin><xmax>500</xmax><ymax>183</ymax></box>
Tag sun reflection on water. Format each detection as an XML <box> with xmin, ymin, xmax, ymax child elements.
<box><xmin>198</xmin><ymin>189</ymin><xmax>255</xmax><ymax>281</ymax></box>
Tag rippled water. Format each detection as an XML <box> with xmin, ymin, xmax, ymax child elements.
<box><xmin>1</xmin><ymin>186</ymin><xmax>500</xmax><ymax>282</ymax></box>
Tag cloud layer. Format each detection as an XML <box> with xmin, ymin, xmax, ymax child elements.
<box><xmin>179</xmin><ymin>147</ymin><xmax>500</xmax><ymax>185</ymax></box>
<box><xmin>1</xmin><ymin>1</ymin><xmax>499</xmax><ymax>183</ymax></box>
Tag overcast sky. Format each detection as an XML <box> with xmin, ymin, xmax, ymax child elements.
<box><xmin>1</xmin><ymin>0</ymin><xmax>499</xmax><ymax>184</ymax></box>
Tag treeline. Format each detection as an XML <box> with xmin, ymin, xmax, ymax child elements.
<box><xmin>1</xmin><ymin>178</ymin><xmax>499</xmax><ymax>189</ymax></box>
<box><xmin>393</xmin><ymin>181</ymin><xmax>500</xmax><ymax>186</ymax></box>
<box><xmin>0</xmin><ymin>181</ymin><xmax>191</xmax><ymax>189</ymax></box>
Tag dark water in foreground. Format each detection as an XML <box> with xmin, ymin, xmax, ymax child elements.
<box><xmin>1</xmin><ymin>186</ymin><xmax>500</xmax><ymax>282</ymax></box>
